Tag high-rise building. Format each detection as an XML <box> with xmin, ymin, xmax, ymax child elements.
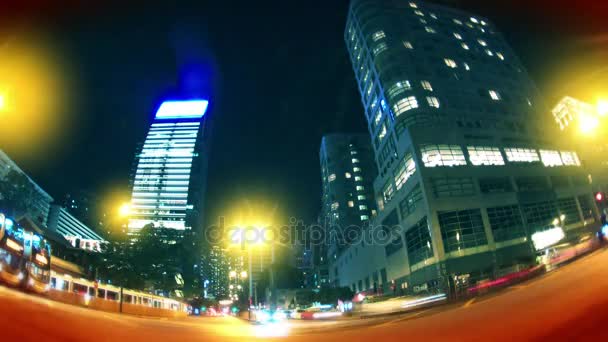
<box><xmin>128</xmin><ymin>99</ymin><xmax>210</xmax><ymax>232</ymax></box>
<box><xmin>0</xmin><ymin>149</ymin><xmax>53</xmax><ymax>227</ymax></box>
<box><xmin>338</xmin><ymin>0</ymin><xmax>597</xmax><ymax>297</ymax></box>
<box><xmin>127</xmin><ymin>98</ymin><xmax>213</xmax><ymax>296</ymax></box>
<box><xmin>202</xmin><ymin>245</ymin><xmax>229</xmax><ymax>299</ymax></box>
<box><xmin>46</xmin><ymin>205</ymin><xmax>105</xmax><ymax>252</ymax></box>
<box><xmin>319</xmin><ymin>134</ymin><xmax>377</xmax><ymax>285</ymax></box>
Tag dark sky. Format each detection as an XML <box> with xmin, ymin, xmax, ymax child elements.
<box><xmin>1</xmin><ymin>0</ymin><xmax>607</xmax><ymax>225</ymax></box>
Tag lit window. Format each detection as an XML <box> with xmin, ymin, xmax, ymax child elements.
<box><xmin>421</xmin><ymin>80</ymin><xmax>433</xmax><ymax>91</ymax></box>
<box><xmin>477</xmin><ymin>39</ymin><xmax>487</xmax><ymax>46</ymax></box>
<box><xmin>393</xmin><ymin>96</ymin><xmax>419</xmax><ymax>116</ymax></box>
<box><xmin>421</xmin><ymin>144</ymin><xmax>467</xmax><ymax>167</ymax></box>
<box><xmin>466</xmin><ymin>22</ymin><xmax>474</xmax><ymax>29</ymax></box>
<box><xmin>426</xmin><ymin>96</ymin><xmax>440</xmax><ymax>108</ymax></box>
<box><xmin>485</xmin><ymin>49</ymin><xmax>493</xmax><ymax>56</ymax></box>
<box><xmin>415</xmin><ymin>10</ymin><xmax>424</xmax><ymax>16</ymax></box>
<box><xmin>357</xmin><ymin>195</ymin><xmax>366</xmax><ymax>200</ymax></box>
<box><xmin>348</xmin><ymin>201</ymin><xmax>354</xmax><ymax>208</ymax></box>
<box><xmin>504</xmin><ymin>148</ymin><xmax>540</xmax><ymax>163</ymax></box>
<box><xmin>372</xmin><ymin>31</ymin><xmax>386</xmax><ymax>41</ymax></box>
<box><xmin>378</xmin><ymin>124</ymin><xmax>387</xmax><ymax>141</ymax></box>
<box><xmin>481</xmin><ymin>20</ymin><xmax>487</xmax><ymax>26</ymax></box>
<box><xmin>353</xmin><ymin>167</ymin><xmax>361</xmax><ymax>172</ymax></box>
<box><xmin>374</xmin><ymin>110</ymin><xmax>382</xmax><ymax>127</ymax></box>
<box><xmin>470</xmin><ymin>17</ymin><xmax>479</xmax><ymax>24</ymax></box>
<box><xmin>540</xmin><ymin>150</ymin><xmax>564</xmax><ymax>167</ymax></box>
<box><xmin>356</xmin><ymin>185</ymin><xmax>365</xmax><ymax>191</ymax></box>
<box><xmin>497</xmin><ymin>52</ymin><xmax>504</xmax><ymax>60</ymax></box>
<box><xmin>409</xmin><ymin>2</ymin><xmax>418</xmax><ymax>8</ymax></box>
<box><xmin>394</xmin><ymin>153</ymin><xmax>416</xmax><ymax>190</ymax></box>
<box><xmin>331</xmin><ymin>202</ymin><xmax>339</xmax><ymax>210</ymax></box>
<box><xmin>383</xmin><ymin>180</ymin><xmax>395</xmax><ymax>203</ymax></box>
<box><xmin>352</xmin><ymin>158</ymin><xmax>360</xmax><ymax>164</ymax></box>
<box><xmin>453</xmin><ymin>19</ymin><xmax>463</xmax><ymax>25</ymax></box>
<box><xmin>560</xmin><ymin>151</ymin><xmax>581</xmax><ymax>166</ymax></box>
<box><xmin>345</xmin><ymin>172</ymin><xmax>352</xmax><ymax>179</ymax></box>
<box><xmin>328</xmin><ymin>174</ymin><xmax>336</xmax><ymax>182</ymax></box>
<box><xmin>419</xmin><ymin>18</ymin><xmax>427</xmax><ymax>24</ymax></box>
<box><xmin>444</xmin><ymin>58</ymin><xmax>457</xmax><ymax>68</ymax></box>
<box><xmin>360</xmin><ymin>215</ymin><xmax>369</xmax><ymax>221</ymax></box>
<box><xmin>425</xmin><ymin>26</ymin><xmax>436</xmax><ymax>34</ymax></box>
<box><xmin>403</xmin><ymin>41</ymin><xmax>414</xmax><ymax>49</ymax></box>
<box><xmin>461</xmin><ymin>43</ymin><xmax>469</xmax><ymax>50</ymax></box>
<box><xmin>373</xmin><ymin>42</ymin><xmax>388</xmax><ymax>56</ymax></box>
<box><xmin>386</xmin><ymin>81</ymin><xmax>412</xmax><ymax>99</ymax></box>
<box><xmin>467</xmin><ymin>146</ymin><xmax>505</xmax><ymax>166</ymax></box>
<box><xmin>355</xmin><ymin>176</ymin><xmax>363</xmax><ymax>182</ymax></box>
<box><xmin>350</xmin><ymin>150</ymin><xmax>358</xmax><ymax>155</ymax></box>
<box><xmin>453</xmin><ymin>32</ymin><xmax>462</xmax><ymax>40</ymax></box>
<box><xmin>359</xmin><ymin>205</ymin><xmax>368</xmax><ymax>211</ymax></box>
<box><xmin>489</xmin><ymin>90</ymin><xmax>501</xmax><ymax>101</ymax></box>
<box><xmin>463</xmin><ymin>63</ymin><xmax>471</xmax><ymax>70</ymax></box>
<box><xmin>430</xmin><ymin>13</ymin><xmax>438</xmax><ymax>19</ymax></box>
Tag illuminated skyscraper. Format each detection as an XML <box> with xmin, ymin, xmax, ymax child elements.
<box><xmin>336</xmin><ymin>0</ymin><xmax>598</xmax><ymax>297</ymax></box>
<box><xmin>128</xmin><ymin>99</ymin><xmax>210</xmax><ymax>232</ymax></box>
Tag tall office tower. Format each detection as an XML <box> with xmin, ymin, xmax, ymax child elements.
<box><xmin>339</xmin><ymin>0</ymin><xmax>597</xmax><ymax>296</ymax></box>
<box><xmin>319</xmin><ymin>134</ymin><xmax>377</xmax><ymax>285</ymax></box>
<box><xmin>128</xmin><ymin>99</ymin><xmax>210</xmax><ymax>232</ymax></box>
<box><xmin>201</xmin><ymin>245</ymin><xmax>229</xmax><ymax>299</ymax></box>
<box><xmin>128</xmin><ymin>98</ymin><xmax>212</xmax><ymax>296</ymax></box>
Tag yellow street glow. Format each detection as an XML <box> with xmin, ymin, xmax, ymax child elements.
<box><xmin>119</xmin><ymin>203</ymin><xmax>132</xmax><ymax>217</ymax></box>
<box><xmin>598</xmin><ymin>100</ymin><xmax>608</xmax><ymax>116</ymax></box>
<box><xmin>0</xmin><ymin>94</ymin><xmax>5</xmax><ymax>111</ymax></box>
<box><xmin>578</xmin><ymin>113</ymin><xmax>599</xmax><ymax>134</ymax></box>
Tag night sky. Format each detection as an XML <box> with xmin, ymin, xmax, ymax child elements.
<box><xmin>1</xmin><ymin>0</ymin><xmax>606</xmax><ymax>226</ymax></box>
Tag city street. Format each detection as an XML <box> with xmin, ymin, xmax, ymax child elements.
<box><xmin>3</xmin><ymin>248</ymin><xmax>608</xmax><ymax>341</ymax></box>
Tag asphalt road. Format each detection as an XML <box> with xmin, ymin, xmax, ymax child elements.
<box><xmin>3</xmin><ymin>248</ymin><xmax>608</xmax><ymax>341</ymax></box>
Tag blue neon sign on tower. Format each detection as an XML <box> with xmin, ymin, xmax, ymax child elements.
<box><xmin>155</xmin><ymin>99</ymin><xmax>209</xmax><ymax>119</ymax></box>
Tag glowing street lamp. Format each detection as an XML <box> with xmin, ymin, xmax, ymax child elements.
<box><xmin>240</xmin><ymin>271</ymin><xmax>247</xmax><ymax>279</ymax></box>
<box><xmin>229</xmin><ymin>270</ymin><xmax>237</xmax><ymax>278</ymax></box>
<box><xmin>118</xmin><ymin>203</ymin><xmax>131</xmax><ymax>217</ymax></box>
<box><xmin>597</xmin><ymin>100</ymin><xmax>608</xmax><ymax>117</ymax></box>
<box><xmin>578</xmin><ymin>113</ymin><xmax>599</xmax><ymax>135</ymax></box>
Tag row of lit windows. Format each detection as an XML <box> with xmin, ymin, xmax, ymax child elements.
<box><xmin>420</xmin><ymin>144</ymin><xmax>580</xmax><ymax>168</ymax></box>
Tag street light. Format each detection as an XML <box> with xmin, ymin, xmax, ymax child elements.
<box><xmin>118</xmin><ymin>203</ymin><xmax>131</xmax><ymax>217</ymax></box>
<box><xmin>240</xmin><ymin>271</ymin><xmax>247</xmax><ymax>279</ymax></box>
<box><xmin>597</xmin><ymin>100</ymin><xmax>608</xmax><ymax>116</ymax></box>
<box><xmin>229</xmin><ymin>270</ymin><xmax>237</xmax><ymax>278</ymax></box>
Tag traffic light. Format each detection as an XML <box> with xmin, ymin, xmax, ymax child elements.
<box><xmin>595</xmin><ymin>192</ymin><xmax>604</xmax><ymax>202</ymax></box>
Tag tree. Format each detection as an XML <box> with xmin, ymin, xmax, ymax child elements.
<box><xmin>0</xmin><ymin>170</ymin><xmax>36</xmax><ymax>219</ymax></box>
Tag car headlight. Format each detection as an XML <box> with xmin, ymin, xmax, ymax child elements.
<box><xmin>18</xmin><ymin>272</ymin><xmax>24</xmax><ymax>280</ymax></box>
<box><xmin>272</xmin><ymin>311</ymin><xmax>286</xmax><ymax>321</ymax></box>
<box><xmin>256</xmin><ymin>311</ymin><xmax>270</xmax><ymax>322</ymax></box>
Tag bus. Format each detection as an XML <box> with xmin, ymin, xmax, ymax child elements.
<box><xmin>24</xmin><ymin>231</ymin><xmax>51</xmax><ymax>293</ymax></box>
<box><xmin>0</xmin><ymin>212</ymin><xmax>27</xmax><ymax>287</ymax></box>
<box><xmin>0</xmin><ymin>212</ymin><xmax>52</xmax><ymax>293</ymax></box>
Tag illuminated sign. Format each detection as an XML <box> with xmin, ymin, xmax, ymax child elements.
<box><xmin>155</xmin><ymin>100</ymin><xmax>209</xmax><ymax>119</ymax></box>
<box><xmin>35</xmin><ymin>254</ymin><xmax>48</xmax><ymax>265</ymax></box>
<box><xmin>6</xmin><ymin>238</ymin><xmax>23</xmax><ymax>252</ymax></box>
<box><xmin>532</xmin><ymin>227</ymin><xmax>565</xmax><ymax>250</ymax></box>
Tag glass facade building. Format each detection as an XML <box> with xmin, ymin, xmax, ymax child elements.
<box><xmin>128</xmin><ymin>100</ymin><xmax>209</xmax><ymax>232</ymax></box>
<box><xmin>336</xmin><ymin>0</ymin><xmax>598</xmax><ymax>296</ymax></box>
